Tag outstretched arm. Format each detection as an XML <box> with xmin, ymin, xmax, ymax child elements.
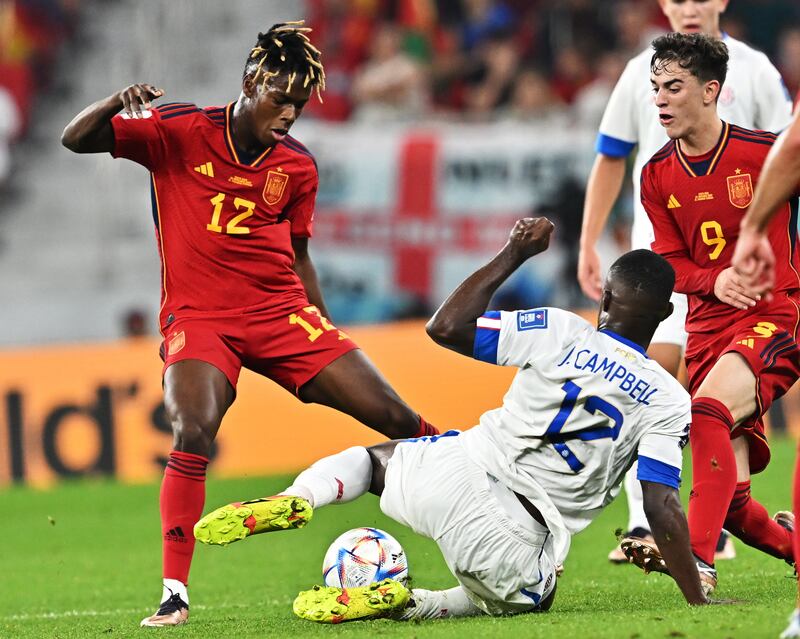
<box><xmin>61</xmin><ymin>83</ymin><xmax>164</xmax><ymax>153</ymax></box>
<box><xmin>291</xmin><ymin>237</ymin><xmax>331</xmax><ymax>319</ymax></box>
<box><xmin>641</xmin><ymin>480</ymin><xmax>708</xmax><ymax>605</ymax></box>
<box><xmin>426</xmin><ymin>217</ymin><xmax>554</xmax><ymax>356</ymax></box>
<box><xmin>578</xmin><ymin>154</ymin><xmax>627</xmax><ymax>301</ymax></box>
<box><xmin>734</xmin><ymin>109</ymin><xmax>800</xmax><ymax>293</ymax></box>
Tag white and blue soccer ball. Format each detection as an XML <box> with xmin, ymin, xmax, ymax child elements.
<box><xmin>322</xmin><ymin>527</ymin><xmax>409</xmax><ymax>588</ymax></box>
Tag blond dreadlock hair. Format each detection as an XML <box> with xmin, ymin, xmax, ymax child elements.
<box><xmin>244</xmin><ymin>20</ymin><xmax>326</xmax><ymax>102</ymax></box>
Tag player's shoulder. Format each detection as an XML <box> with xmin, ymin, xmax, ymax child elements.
<box><xmin>725</xmin><ymin>35</ymin><xmax>774</xmax><ymax>68</ymax></box>
<box><xmin>626</xmin><ymin>45</ymin><xmax>655</xmax><ymax>72</ymax></box>
<box><xmin>521</xmin><ymin>307</ymin><xmax>590</xmax><ymax>330</ymax></box>
<box><xmin>728</xmin><ymin>123</ymin><xmax>778</xmax><ymax>148</ymax></box>
<box><xmin>498</xmin><ymin>307</ymin><xmax>591</xmax><ymax>339</ymax></box>
<box><xmin>641</xmin><ymin>139</ymin><xmax>675</xmax><ymax>174</ymax></box>
<box><xmin>613</xmin><ymin>46</ymin><xmax>654</xmax><ymax>89</ymax></box>
<box><xmin>151</xmin><ymin>102</ymin><xmax>226</xmax><ymax>128</ymax></box>
<box><xmin>278</xmin><ymin>134</ymin><xmax>318</xmax><ymax>172</ymax></box>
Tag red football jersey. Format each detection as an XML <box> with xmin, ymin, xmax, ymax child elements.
<box><xmin>641</xmin><ymin>121</ymin><xmax>800</xmax><ymax>334</ymax></box>
<box><xmin>111</xmin><ymin>101</ymin><xmax>318</xmax><ymax>330</ymax></box>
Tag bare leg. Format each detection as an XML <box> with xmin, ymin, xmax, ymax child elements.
<box><xmin>299</xmin><ymin>350</ymin><xmax>428</xmax><ymax>439</ymax></box>
<box><xmin>142</xmin><ymin>360</ymin><xmax>234</xmax><ymax>626</ymax></box>
<box><xmin>164</xmin><ymin>360</ymin><xmax>234</xmax><ymax>455</ymax></box>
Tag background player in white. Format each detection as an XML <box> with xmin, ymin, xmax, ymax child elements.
<box><xmin>577</xmin><ymin>0</ymin><xmax>792</xmax><ymax>560</ymax></box>
<box><xmin>195</xmin><ymin>218</ymin><xmax>710</xmax><ymax>622</ymax></box>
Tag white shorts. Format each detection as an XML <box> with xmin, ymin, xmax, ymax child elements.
<box><xmin>380</xmin><ymin>432</ymin><xmax>558</xmax><ymax>615</ymax></box>
<box><xmin>651</xmin><ymin>291</ymin><xmax>688</xmax><ymax>348</ymax></box>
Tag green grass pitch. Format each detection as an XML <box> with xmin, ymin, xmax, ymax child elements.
<box><xmin>2</xmin><ymin>437</ymin><xmax>798</xmax><ymax>639</ymax></box>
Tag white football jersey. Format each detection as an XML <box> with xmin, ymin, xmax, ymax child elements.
<box><xmin>459</xmin><ymin>308</ymin><xmax>691</xmax><ymax>562</ymax></box>
<box><xmin>597</xmin><ymin>35</ymin><xmax>792</xmax><ymax>250</ymax></box>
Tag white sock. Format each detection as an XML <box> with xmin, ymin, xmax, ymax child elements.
<box><xmin>281</xmin><ymin>446</ymin><xmax>372</xmax><ymax>508</ymax></box>
<box><xmin>624</xmin><ymin>461</ymin><xmax>650</xmax><ymax>532</ymax></box>
<box><xmin>399</xmin><ymin>587</ymin><xmax>484</xmax><ymax>620</ymax></box>
<box><xmin>161</xmin><ymin>578</ymin><xmax>188</xmax><ymax>605</ymax></box>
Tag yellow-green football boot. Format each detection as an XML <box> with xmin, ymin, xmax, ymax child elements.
<box><xmin>194</xmin><ymin>495</ymin><xmax>312</xmax><ymax>546</ymax></box>
<box><xmin>293</xmin><ymin>578</ymin><xmax>411</xmax><ymax>624</ymax></box>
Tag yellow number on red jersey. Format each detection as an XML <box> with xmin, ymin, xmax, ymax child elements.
<box><xmin>206</xmin><ymin>192</ymin><xmax>256</xmax><ymax>235</ymax></box>
<box><xmin>700</xmin><ymin>221</ymin><xmax>726</xmax><ymax>260</ymax></box>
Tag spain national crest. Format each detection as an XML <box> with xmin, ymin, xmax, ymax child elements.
<box><xmin>726</xmin><ymin>172</ymin><xmax>753</xmax><ymax>209</ymax></box>
<box><xmin>263</xmin><ymin>170</ymin><xmax>289</xmax><ymax>206</ymax></box>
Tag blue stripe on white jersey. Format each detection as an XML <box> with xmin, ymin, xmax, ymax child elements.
<box><xmin>474</xmin><ymin>311</ymin><xmax>502</xmax><ymax>363</ymax></box>
<box><xmin>595</xmin><ymin>133</ymin><xmax>635</xmax><ymax>158</ymax></box>
<box><xmin>637</xmin><ymin>455</ymin><xmax>681</xmax><ymax>489</ymax></box>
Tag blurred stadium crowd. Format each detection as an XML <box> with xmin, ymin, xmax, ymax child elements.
<box><xmin>297</xmin><ymin>0</ymin><xmax>800</xmax><ymax>124</ymax></box>
<box><xmin>3</xmin><ymin>0</ymin><xmax>800</xmax><ymax>188</ymax></box>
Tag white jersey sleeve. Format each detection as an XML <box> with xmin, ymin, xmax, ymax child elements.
<box><xmin>596</xmin><ymin>57</ymin><xmax>642</xmax><ymax>158</ymax></box>
<box><xmin>750</xmin><ymin>50</ymin><xmax>793</xmax><ymax>132</ymax></box>
<box><xmin>474</xmin><ymin>308</ymin><xmax>586</xmax><ymax>369</ymax></box>
<box><xmin>635</xmin><ymin>390</ymin><xmax>691</xmax><ymax>489</ymax></box>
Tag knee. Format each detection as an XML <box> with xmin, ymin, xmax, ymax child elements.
<box><xmin>379</xmin><ymin>401</ymin><xmax>419</xmax><ymax>439</ymax></box>
<box><xmin>166</xmin><ymin>406</ymin><xmax>221</xmax><ymax>455</ymax></box>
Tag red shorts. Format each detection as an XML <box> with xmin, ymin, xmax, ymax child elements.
<box><xmin>159</xmin><ymin>304</ymin><xmax>359</xmax><ymax>394</ymax></box>
<box><xmin>686</xmin><ymin>310</ymin><xmax>800</xmax><ymax>473</ymax></box>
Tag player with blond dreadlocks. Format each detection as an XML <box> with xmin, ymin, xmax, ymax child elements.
<box><xmin>61</xmin><ymin>21</ymin><xmax>439</xmax><ymax>628</ymax></box>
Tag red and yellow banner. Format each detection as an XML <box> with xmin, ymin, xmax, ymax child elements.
<box><xmin>0</xmin><ymin>321</ymin><xmax>514</xmax><ymax>487</ymax></box>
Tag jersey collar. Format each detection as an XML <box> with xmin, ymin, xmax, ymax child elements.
<box><xmin>224</xmin><ymin>102</ymin><xmax>275</xmax><ymax>168</ymax></box>
<box><xmin>675</xmin><ymin>120</ymin><xmax>730</xmax><ymax>178</ymax></box>
<box><xmin>599</xmin><ymin>329</ymin><xmax>649</xmax><ymax>357</ymax></box>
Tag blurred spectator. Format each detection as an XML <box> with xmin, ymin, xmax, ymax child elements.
<box><xmin>122</xmin><ymin>309</ymin><xmax>149</xmax><ymax>339</ymax></box>
<box><xmin>463</xmin><ymin>33</ymin><xmax>520</xmax><ymax>118</ymax></box>
<box><xmin>725</xmin><ymin>0</ymin><xmax>800</xmax><ymax>58</ymax></box>
<box><xmin>572</xmin><ymin>51</ymin><xmax>627</xmax><ymax>129</ymax></box>
<box><xmin>502</xmin><ymin>66</ymin><xmax>568</xmax><ymax>127</ymax></box>
<box><xmin>351</xmin><ymin>23</ymin><xmax>429</xmax><ymax>122</ymax></box>
<box><xmin>0</xmin><ymin>86</ymin><xmax>21</xmax><ymax>186</ymax></box>
<box><xmin>549</xmin><ymin>46</ymin><xmax>592</xmax><ymax>104</ymax></box>
<box><xmin>613</xmin><ymin>1</ymin><xmax>663</xmax><ymax>58</ymax></box>
<box><xmin>777</xmin><ymin>27</ymin><xmax>800</xmax><ymax>100</ymax></box>
<box><xmin>460</xmin><ymin>0</ymin><xmax>516</xmax><ymax>50</ymax></box>
<box><xmin>305</xmin><ymin>0</ymin><xmax>380</xmax><ymax>121</ymax></box>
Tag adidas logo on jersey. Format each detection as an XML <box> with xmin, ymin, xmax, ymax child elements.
<box><xmin>194</xmin><ymin>162</ymin><xmax>215</xmax><ymax>177</ymax></box>
<box><xmin>736</xmin><ymin>338</ymin><xmax>755</xmax><ymax>349</ymax></box>
<box><xmin>667</xmin><ymin>194</ymin><xmax>681</xmax><ymax>209</ymax></box>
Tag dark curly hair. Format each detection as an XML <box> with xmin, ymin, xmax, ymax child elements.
<box><xmin>243</xmin><ymin>21</ymin><xmax>325</xmax><ymax>100</ymax></box>
<box><xmin>650</xmin><ymin>32</ymin><xmax>728</xmax><ymax>94</ymax></box>
<box><xmin>608</xmin><ymin>249</ymin><xmax>675</xmax><ymax>307</ymax></box>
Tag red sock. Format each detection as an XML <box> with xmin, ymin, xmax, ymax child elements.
<box><xmin>725</xmin><ymin>480</ymin><xmax>793</xmax><ymax>560</ymax></box>
<box><xmin>161</xmin><ymin>450</ymin><xmax>208</xmax><ymax>584</ymax></box>
<box><xmin>793</xmin><ymin>443</ymin><xmax>800</xmax><ymax>568</ymax></box>
<box><xmin>413</xmin><ymin>416</ymin><xmax>439</xmax><ymax>438</ymax></box>
<box><xmin>688</xmin><ymin>397</ymin><xmax>737</xmax><ymax>565</ymax></box>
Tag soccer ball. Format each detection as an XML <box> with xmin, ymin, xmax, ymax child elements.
<box><xmin>322</xmin><ymin>527</ymin><xmax>409</xmax><ymax>588</ymax></box>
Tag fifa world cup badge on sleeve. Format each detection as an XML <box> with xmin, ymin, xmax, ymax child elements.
<box><xmin>263</xmin><ymin>169</ymin><xmax>289</xmax><ymax>205</ymax></box>
<box><xmin>726</xmin><ymin>171</ymin><xmax>753</xmax><ymax>209</ymax></box>
<box><xmin>517</xmin><ymin>309</ymin><xmax>548</xmax><ymax>331</ymax></box>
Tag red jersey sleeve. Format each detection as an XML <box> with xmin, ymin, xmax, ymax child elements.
<box><xmin>641</xmin><ymin>165</ymin><xmax>724</xmax><ymax>295</ymax></box>
<box><xmin>110</xmin><ymin>108</ymin><xmax>168</xmax><ymax>170</ymax></box>
<box><xmin>284</xmin><ymin>160</ymin><xmax>318</xmax><ymax>238</ymax></box>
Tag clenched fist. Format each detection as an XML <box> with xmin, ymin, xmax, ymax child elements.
<box><xmin>506</xmin><ymin>217</ymin><xmax>555</xmax><ymax>262</ymax></box>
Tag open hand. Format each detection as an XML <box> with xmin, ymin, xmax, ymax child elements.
<box><xmin>577</xmin><ymin>243</ymin><xmax>603</xmax><ymax>301</ymax></box>
<box><xmin>732</xmin><ymin>226</ymin><xmax>775</xmax><ymax>297</ymax></box>
<box><xmin>118</xmin><ymin>83</ymin><xmax>165</xmax><ymax>118</ymax></box>
<box><xmin>713</xmin><ymin>267</ymin><xmax>762</xmax><ymax>310</ymax></box>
